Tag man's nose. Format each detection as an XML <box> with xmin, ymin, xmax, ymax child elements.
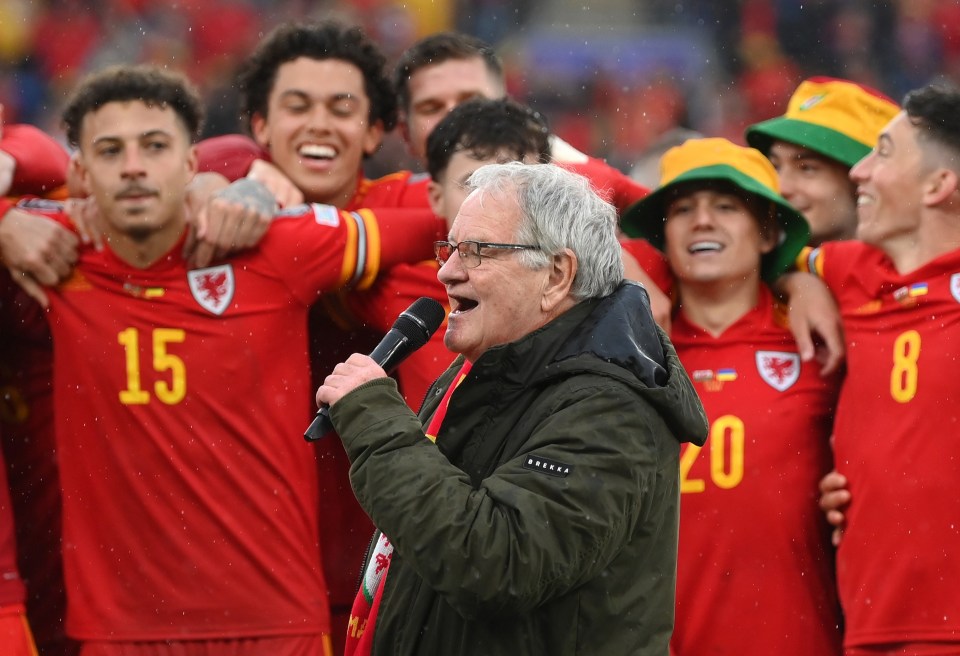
<box><xmin>305</xmin><ymin>105</ymin><xmax>333</xmax><ymax>132</ymax></box>
<box><xmin>849</xmin><ymin>151</ymin><xmax>873</xmax><ymax>183</ymax></box>
<box><xmin>690</xmin><ymin>205</ymin><xmax>716</xmax><ymax>227</ymax></box>
<box><xmin>437</xmin><ymin>250</ymin><xmax>467</xmax><ymax>284</ymax></box>
<box><xmin>122</xmin><ymin>148</ymin><xmax>146</xmax><ymax>177</ymax></box>
<box><xmin>778</xmin><ymin>168</ymin><xmax>798</xmax><ymax>200</ymax></box>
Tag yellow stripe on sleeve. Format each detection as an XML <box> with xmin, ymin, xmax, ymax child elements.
<box><xmin>354</xmin><ymin>208</ymin><xmax>381</xmax><ymax>290</ymax></box>
<box><xmin>338</xmin><ymin>209</ymin><xmax>360</xmax><ymax>288</ymax></box>
<box><xmin>795</xmin><ymin>246</ymin><xmax>825</xmax><ymax>277</ymax></box>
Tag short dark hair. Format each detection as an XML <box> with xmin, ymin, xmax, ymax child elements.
<box><xmin>426</xmin><ymin>98</ymin><xmax>551</xmax><ymax>181</ymax></box>
<box><xmin>393</xmin><ymin>32</ymin><xmax>503</xmax><ymax>114</ymax></box>
<box><xmin>62</xmin><ymin>65</ymin><xmax>204</xmax><ymax>148</ymax></box>
<box><xmin>237</xmin><ymin>20</ymin><xmax>397</xmax><ymax>132</ymax></box>
<box><xmin>903</xmin><ymin>84</ymin><xmax>960</xmax><ymax>164</ymax></box>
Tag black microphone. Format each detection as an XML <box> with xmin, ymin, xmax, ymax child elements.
<box><xmin>304</xmin><ymin>297</ymin><xmax>446</xmax><ymax>442</ymax></box>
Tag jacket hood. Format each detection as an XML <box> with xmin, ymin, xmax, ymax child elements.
<box><xmin>473</xmin><ymin>281</ymin><xmax>708</xmax><ymax>446</ymax></box>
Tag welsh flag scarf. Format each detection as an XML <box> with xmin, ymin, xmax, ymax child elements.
<box><xmin>343</xmin><ymin>360</ymin><xmax>472</xmax><ymax>655</ymax></box>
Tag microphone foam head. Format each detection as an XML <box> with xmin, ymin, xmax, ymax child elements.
<box><xmin>395</xmin><ymin>297</ymin><xmax>446</xmax><ymax>348</ymax></box>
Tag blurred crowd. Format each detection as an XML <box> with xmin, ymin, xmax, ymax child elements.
<box><xmin>3</xmin><ymin>0</ymin><xmax>960</xmax><ymax>171</ymax></box>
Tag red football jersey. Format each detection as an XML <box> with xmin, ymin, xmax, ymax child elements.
<box><xmin>0</xmin><ymin>275</ymin><xmax>67</xmax><ymax>650</ymax></box>
<box><xmin>195</xmin><ymin>135</ymin><xmax>440</xmax><ymax>653</ymax></box>
<box><xmin>670</xmin><ymin>286</ymin><xmax>842</xmax><ymax>655</ymax></box>
<box><xmin>799</xmin><ymin>241</ymin><xmax>960</xmax><ymax>649</ymax></box>
<box><xmin>29</xmin><ymin>202</ymin><xmax>437</xmax><ymax>641</ymax></box>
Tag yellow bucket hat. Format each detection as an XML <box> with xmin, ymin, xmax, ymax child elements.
<box><xmin>745</xmin><ymin>76</ymin><xmax>899</xmax><ymax>167</ymax></box>
<box><xmin>621</xmin><ymin>138</ymin><xmax>810</xmax><ymax>282</ymax></box>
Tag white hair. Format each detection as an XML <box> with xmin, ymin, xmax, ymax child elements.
<box><xmin>466</xmin><ymin>162</ymin><xmax>623</xmax><ymax>299</ymax></box>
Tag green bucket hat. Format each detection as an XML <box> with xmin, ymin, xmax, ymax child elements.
<box><xmin>621</xmin><ymin>137</ymin><xmax>810</xmax><ymax>282</ymax></box>
<box><xmin>745</xmin><ymin>76</ymin><xmax>899</xmax><ymax>167</ymax></box>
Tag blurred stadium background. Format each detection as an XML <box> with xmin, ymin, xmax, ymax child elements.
<box><xmin>1</xmin><ymin>0</ymin><xmax>957</xmax><ymax>176</ymax></box>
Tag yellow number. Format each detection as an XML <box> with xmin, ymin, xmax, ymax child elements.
<box><xmin>118</xmin><ymin>328</ymin><xmax>187</xmax><ymax>405</ymax></box>
<box><xmin>680</xmin><ymin>415</ymin><xmax>745</xmax><ymax>493</ymax></box>
<box><xmin>680</xmin><ymin>444</ymin><xmax>705</xmax><ymax>493</ymax></box>
<box><xmin>890</xmin><ymin>330</ymin><xmax>920</xmax><ymax>403</ymax></box>
<box><xmin>153</xmin><ymin>329</ymin><xmax>186</xmax><ymax>404</ymax></box>
<box><xmin>118</xmin><ymin>328</ymin><xmax>150</xmax><ymax>404</ymax></box>
<box><xmin>710</xmin><ymin>415</ymin><xmax>745</xmax><ymax>489</ymax></box>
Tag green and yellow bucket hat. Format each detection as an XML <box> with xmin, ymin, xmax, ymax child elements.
<box><xmin>745</xmin><ymin>76</ymin><xmax>899</xmax><ymax>167</ymax></box>
<box><xmin>621</xmin><ymin>138</ymin><xmax>810</xmax><ymax>282</ymax></box>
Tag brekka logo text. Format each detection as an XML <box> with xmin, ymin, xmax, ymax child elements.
<box><xmin>523</xmin><ymin>456</ymin><xmax>572</xmax><ymax>478</ymax></box>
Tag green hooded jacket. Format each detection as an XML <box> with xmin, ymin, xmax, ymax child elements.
<box><xmin>331</xmin><ymin>281</ymin><xmax>708</xmax><ymax>655</ymax></box>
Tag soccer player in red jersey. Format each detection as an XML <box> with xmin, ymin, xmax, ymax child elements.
<box><xmin>622</xmin><ymin>138</ymin><xmax>843</xmax><ymax>655</ymax></box>
<box><xmin>747</xmin><ymin>78</ymin><xmax>897</xmax><ymax>536</ymax></box>
<box><xmin>0</xmin><ymin>64</ymin><xmax>440</xmax><ymax>656</ymax></box>
<box><xmin>195</xmin><ymin>21</ymin><xmax>430</xmax><ymax>215</ymax></box>
<box><xmin>211</xmin><ymin>25</ymin><xmax>442</xmax><ymax>649</ymax></box>
<box><xmin>790</xmin><ymin>85</ymin><xmax>960</xmax><ymax>655</ymax></box>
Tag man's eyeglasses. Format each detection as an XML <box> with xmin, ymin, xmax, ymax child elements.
<box><xmin>434</xmin><ymin>240</ymin><xmax>541</xmax><ymax>269</ymax></box>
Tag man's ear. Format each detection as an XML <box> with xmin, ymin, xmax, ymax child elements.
<box><xmin>757</xmin><ymin>206</ymin><xmax>779</xmax><ymax>255</ymax></box>
<box><xmin>68</xmin><ymin>151</ymin><xmax>90</xmax><ymax>198</ymax></box>
<box><xmin>185</xmin><ymin>144</ymin><xmax>199</xmax><ymax>182</ymax></box>
<box><xmin>758</xmin><ymin>226</ymin><xmax>778</xmax><ymax>255</ymax></box>
<box><xmin>73</xmin><ymin>150</ymin><xmax>99</xmax><ymax>199</ymax></box>
<box><xmin>398</xmin><ymin>116</ymin><xmax>413</xmax><ymax>153</ymax></box>
<box><xmin>541</xmin><ymin>248</ymin><xmax>578</xmax><ymax>313</ymax></box>
<box><xmin>426</xmin><ymin>178</ymin><xmax>444</xmax><ymax>218</ymax></box>
<box><xmin>362</xmin><ymin>119</ymin><xmax>385</xmax><ymax>157</ymax></box>
<box><xmin>251</xmin><ymin>113</ymin><xmax>270</xmax><ymax>149</ymax></box>
<box><xmin>923</xmin><ymin>167</ymin><xmax>960</xmax><ymax>207</ymax></box>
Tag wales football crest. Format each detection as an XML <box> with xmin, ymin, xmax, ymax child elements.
<box><xmin>755</xmin><ymin>351</ymin><xmax>800</xmax><ymax>391</ymax></box>
<box><xmin>188</xmin><ymin>264</ymin><xmax>235</xmax><ymax>315</ymax></box>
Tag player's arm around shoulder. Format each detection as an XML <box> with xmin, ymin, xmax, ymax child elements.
<box><xmin>775</xmin><ymin>243</ymin><xmax>846</xmax><ymax>376</ymax></box>
<box><xmin>0</xmin><ymin>198</ymin><xmax>78</xmax><ymax>307</ymax></box>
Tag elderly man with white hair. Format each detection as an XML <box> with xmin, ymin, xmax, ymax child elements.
<box><xmin>317</xmin><ymin>161</ymin><xmax>707</xmax><ymax>656</ymax></box>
